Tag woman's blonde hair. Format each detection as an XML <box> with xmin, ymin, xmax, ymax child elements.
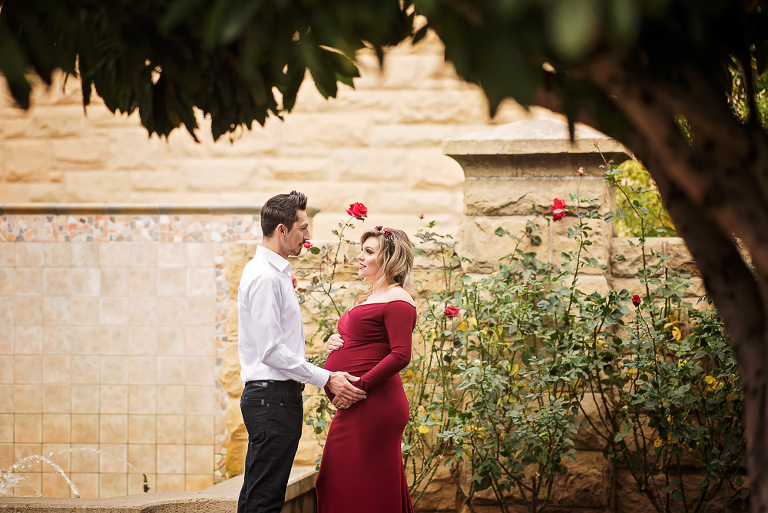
<box><xmin>358</xmin><ymin>227</ymin><xmax>418</xmax><ymax>303</ymax></box>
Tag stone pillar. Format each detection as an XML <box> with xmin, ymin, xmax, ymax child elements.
<box><xmin>444</xmin><ymin>117</ymin><xmax>631</xmax><ymax>295</ymax></box>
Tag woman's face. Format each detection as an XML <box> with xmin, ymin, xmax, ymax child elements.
<box><xmin>357</xmin><ymin>236</ymin><xmax>382</xmax><ymax>279</ymax></box>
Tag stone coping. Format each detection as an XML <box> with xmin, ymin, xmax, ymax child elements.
<box><xmin>0</xmin><ymin>204</ymin><xmax>321</xmax><ymax>217</ymax></box>
<box><xmin>442</xmin><ymin>117</ymin><xmax>629</xmax><ymax>156</ymax></box>
<box><xmin>0</xmin><ymin>466</ymin><xmax>317</xmax><ymax>512</ymax></box>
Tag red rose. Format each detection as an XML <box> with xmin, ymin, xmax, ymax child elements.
<box><xmin>577</xmin><ymin>167</ymin><xmax>585</xmax><ymax>175</ymax></box>
<box><xmin>303</xmin><ymin>240</ymin><xmax>312</xmax><ymax>249</ymax></box>
<box><xmin>551</xmin><ymin>198</ymin><xmax>566</xmax><ymax>221</ymax></box>
<box><xmin>383</xmin><ymin>230</ymin><xmax>393</xmax><ymax>239</ymax></box>
<box><xmin>632</xmin><ymin>294</ymin><xmax>641</xmax><ymax>307</ymax></box>
<box><xmin>292</xmin><ymin>276</ymin><xmax>297</xmax><ymax>288</ymax></box>
<box><xmin>444</xmin><ymin>305</ymin><xmax>459</xmax><ymax>318</ymax></box>
<box><xmin>346</xmin><ymin>202</ymin><xmax>368</xmax><ymax>221</ymax></box>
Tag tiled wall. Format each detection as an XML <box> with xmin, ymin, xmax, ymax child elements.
<box><xmin>0</xmin><ymin>211</ymin><xmax>261</xmax><ymax>498</ymax></box>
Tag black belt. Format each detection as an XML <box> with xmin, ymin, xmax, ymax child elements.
<box><xmin>245</xmin><ymin>379</ymin><xmax>305</xmax><ymax>392</ymax></box>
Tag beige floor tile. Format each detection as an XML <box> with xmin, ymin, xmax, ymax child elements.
<box><xmin>129</xmin><ymin>327</ymin><xmax>158</xmax><ymax>355</ymax></box>
<box><xmin>157</xmin><ymin>245</ymin><xmax>185</xmax><ymax>268</ymax></box>
<box><xmin>44</xmin><ymin>244</ymin><xmax>71</xmax><ymax>268</ymax></box>
<box><xmin>186</xmin><ymin>268</ymin><xmax>215</xmax><ymax>297</ymax></box>
<box><xmin>128</xmin><ymin>472</ymin><xmax>155</xmax><ymax>495</ymax></box>
<box><xmin>99</xmin><ymin>443</ymin><xmax>127</xmax><ymax>473</ymax></box>
<box><xmin>43</xmin><ymin>326</ymin><xmax>72</xmax><ymax>354</ymax></box>
<box><xmin>13</xmin><ymin>297</ymin><xmax>42</xmax><ymax>325</ymax></box>
<box><xmin>71</xmin><ymin>297</ymin><xmax>100</xmax><ymax>325</ymax></box>
<box><xmin>186</xmin><ymin>298</ymin><xmax>214</xmax><ymax>326</ymax></box>
<box><xmin>71</xmin><ymin>356</ymin><xmax>100</xmax><ymax>384</ymax></box>
<box><xmin>99</xmin><ymin>385</ymin><xmax>128</xmax><ymax>414</ymax></box>
<box><xmin>155</xmin><ymin>473</ymin><xmax>185</xmax><ymax>493</ymax></box>
<box><xmin>128</xmin><ymin>415</ymin><xmax>156</xmax><ymax>444</ymax></box>
<box><xmin>185</xmin><ymin>416</ymin><xmax>213</xmax><ymax>445</ymax></box>
<box><xmin>185</xmin><ymin>474</ymin><xmax>214</xmax><ymax>492</ymax></box>
<box><xmin>13</xmin><ymin>472</ymin><xmax>41</xmax><ymax>497</ymax></box>
<box><xmin>41</xmin><ymin>442</ymin><xmax>70</xmax><ymax>473</ymax></box>
<box><xmin>157</xmin><ymin>327</ymin><xmax>185</xmax><ymax>355</ymax></box>
<box><xmin>70</xmin><ymin>327</ymin><xmax>101</xmax><ymax>355</ymax></box>
<box><xmin>157</xmin><ymin>386</ymin><xmax>185</xmax><ymax>414</ymax></box>
<box><xmin>100</xmin><ymin>356</ymin><xmax>127</xmax><ymax>384</ymax></box>
<box><xmin>43</xmin><ymin>385</ymin><xmax>71</xmax><ymax>413</ymax></box>
<box><xmin>0</xmin><ymin>442</ymin><xmax>13</xmax><ymax>468</ymax></box>
<box><xmin>0</xmin><ymin>356</ymin><xmax>14</xmax><ymax>384</ymax></box>
<box><xmin>156</xmin><ymin>297</ymin><xmax>187</xmax><ymax>327</ymax></box>
<box><xmin>128</xmin><ymin>444</ymin><xmax>156</xmax><ymax>474</ymax></box>
<box><xmin>14</xmin><ymin>326</ymin><xmax>42</xmax><ymax>354</ymax></box>
<box><xmin>71</xmin><ymin>268</ymin><xmax>100</xmax><ymax>296</ymax></box>
<box><xmin>0</xmin><ymin>268</ymin><xmax>15</xmax><ymax>296</ymax></box>
<box><xmin>100</xmin><ymin>297</ymin><xmax>129</xmax><ymax>325</ymax></box>
<box><xmin>129</xmin><ymin>244</ymin><xmax>158</xmax><ymax>268</ymax></box>
<box><xmin>71</xmin><ymin>385</ymin><xmax>100</xmax><ymax>414</ymax></box>
<box><xmin>157</xmin><ymin>357</ymin><xmax>185</xmax><ymax>385</ymax></box>
<box><xmin>43</xmin><ymin>297</ymin><xmax>72</xmax><ymax>326</ymax></box>
<box><xmin>128</xmin><ymin>386</ymin><xmax>157</xmax><ymax>415</ymax></box>
<box><xmin>185</xmin><ymin>328</ymin><xmax>215</xmax><ymax>356</ymax></box>
<box><xmin>43</xmin><ymin>355</ymin><xmax>71</xmax><ymax>384</ymax></box>
<box><xmin>0</xmin><ymin>414</ymin><xmax>12</xmax><ymax>442</ymax></box>
<box><xmin>128</xmin><ymin>357</ymin><xmax>157</xmax><ymax>385</ymax></box>
<box><xmin>42</xmin><ymin>414</ymin><xmax>70</xmax><ymax>443</ymax></box>
<box><xmin>129</xmin><ymin>296</ymin><xmax>158</xmax><ymax>325</ymax></box>
<box><xmin>14</xmin><ymin>443</ymin><xmax>43</xmax><ymax>472</ymax></box>
<box><xmin>71</xmin><ymin>415</ymin><xmax>99</xmax><ymax>444</ymax></box>
<box><xmin>15</xmin><ymin>414</ymin><xmax>43</xmax><ymax>443</ymax></box>
<box><xmin>69</xmin><ymin>472</ymin><xmax>99</xmax><ymax>498</ymax></box>
<box><xmin>156</xmin><ymin>444</ymin><xmax>184</xmax><ymax>474</ymax></box>
<box><xmin>43</xmin><ymin>268</ymin><xmax>72</xmax><ymax>296</ymax></box>
<box><xmin>71</xmin><ymin>244</ymin><xmax>100</xmax><ymax>268</ymax></box>
<box><xmin>128</xmin><ymin>268</ymin><xmax>157</xmax><ymax>296</ymax></box>
<box><xmin>99</xmin><ymin>414</ymin><xmax>127</xmax><ymax>444</ymax></box>
<box><xmin>158</xmin><ymin>268</ymin><xmax>186</xmax><ymax>297</ymax></box>
<box><xmin>99</xmin><ymin>473</ymin><xmax>127</xmax><ymax>497</ymax></box>
<box><xmin>70</xmin><ymin>445</ymin><xmax>100</xmax><ymax>473</ymax></box>
<box><xmin>15</xmin><ymin>268</ymin><xmax>43</xmax><ymax>296</ymax></box>
<box><xmin>14</xmin><ymin>384</ymin><xmax>43</xmax><ymax>413</ymax></box>
<box><xmin>156</xmin><ymin>415</ymin><xmax>184</xmax><ymax>444</ymax></box>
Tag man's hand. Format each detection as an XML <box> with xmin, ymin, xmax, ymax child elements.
<box><xmin>327</xmin><ymin>371</ymin><xmax>366</xmax><ymax>409</ymax></box>
<box><xmin>326</xmin><ymin>333</ymin><xmax>344</xmax><ymax>353</ymax></box>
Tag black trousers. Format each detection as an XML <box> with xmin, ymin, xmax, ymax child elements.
<box><xmin>237</xmin><ymin>380</ymin><xmax>304</xmax><ymax>513</ymax></box>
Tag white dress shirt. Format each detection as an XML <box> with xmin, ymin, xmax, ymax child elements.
<box><xmin>238</xmin><ymin>245</ymin><xmax>330</xmax><ymax>387</ymax></box>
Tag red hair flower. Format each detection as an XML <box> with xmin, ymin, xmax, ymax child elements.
<box><xmin>375</xmin><ymin>225</ymin><xmax>383</xmax><ymax>231</ymax></box>
<box><xmin>303</xmin><ymin>240</ymin><xmax>312</xmax><ymax>249</ymax></box>
<box><xmin>383</xmin><ymin>230</ymin><xmax>394</xmax><ymax>241</ymax></box>
<box><xmin>632</xmin><ymin>294</ymin><xmax>641</xmax><ymax>307</ymax></box>
<box><xmin>346</xmin><ymin>202</ymin><xmax>368</xmax><ymax>221</ymax></box>
<box><xmin>551</xmin><ymin>198</ymin><xmax>566</xmax><ymax>221</ymax></box>
<box><xmin>444</xmin><ymin>305</ymin><xmax>459</xmax><ymax>318</ymax></box>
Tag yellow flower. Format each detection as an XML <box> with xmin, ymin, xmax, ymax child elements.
<box><xmin>418</xmin><ymin>425</ymin><xmax>429</xmax><ymax>434</ymax></box>
<box><xmin>677</xmin><ymin>359</ymin><xmax>687</xmax><ymax>368</ymax></box>
<box><xmin>672</xmin><ymin>327</ymin><xmax>682</xmax><ymax>341</ymax></box>
<box><xmin>654</xmin><ymin>438</ymin><xmax>664</xmax><ymax>447</ymax></box>
<box><xmin>704</xmin><ymin>376</ymin><xmax>715</xmax><ymax>385</ymax></box>
<box><xmin>666</xmin><ymin>415</ymin><xmax>673</xmax><ymax>423</ymax></box>
<box><xmin>511</xmin><ymin>364</ymin><xmax>520</xmax><ymax>376</ymax></box>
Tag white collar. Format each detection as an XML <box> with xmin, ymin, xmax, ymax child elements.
<box><xmin>256</xmin><ymin>245</ymin><xmax>292</xmax><ymax>275</ymax></box>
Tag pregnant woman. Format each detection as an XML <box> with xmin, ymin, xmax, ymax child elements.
<box><xmin>315</xmin><ymin>226</ymin><xmax>418</xmax><ymax>513</ymax></box>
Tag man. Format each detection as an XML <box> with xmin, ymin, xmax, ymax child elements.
<box><xmin>237</xmin><ymin>190</ymin><xmax>366</xmax><ymax>513</ymax></box>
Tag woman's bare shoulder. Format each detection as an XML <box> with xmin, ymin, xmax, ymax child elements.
<box><xmin>383</xmin><ymin>287</ymin><xmax>416</xmax><ymax>306</ymax></box>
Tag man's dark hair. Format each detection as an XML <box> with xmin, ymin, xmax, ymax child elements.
<box><xmin>261</xmin><ymin>190</ymin><xmax>308</xmax><ymax>238</ymax></box>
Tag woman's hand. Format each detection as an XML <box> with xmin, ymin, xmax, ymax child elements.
<box><xmin>326</xmin><ymin>333</ymin><xmax>345</xmax><ymax>353</ymax></box>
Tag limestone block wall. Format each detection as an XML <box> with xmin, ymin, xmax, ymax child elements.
<box><xmin>0</xmin><ymin>34</ymin><xmax>552</xmax><ymax>243</ymax></box>
<box><xmin>0</xmin><ymin>204</ymin><xmax>266</xmax><ymax>498</ymax></box>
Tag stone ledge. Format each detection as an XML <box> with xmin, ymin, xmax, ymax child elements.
<box><xmin>0</xmin><ymin>467</ymin><xmax>317</xmax><ymax>513</ymax></box>
<box><xmin>0</xmin><ymin>203</ymin><xmax>321</xmax><ymax>217</ymax></box>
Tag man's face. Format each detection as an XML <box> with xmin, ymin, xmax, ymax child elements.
<box><xmin>281</xmin><ymin>209</ymin><xmax>310</xmax><ymax>257</ymax></box>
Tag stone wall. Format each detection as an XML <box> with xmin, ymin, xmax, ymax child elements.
<box><xmin>0</xmin><ymin>34</ymin><xmax>552</xmax><ymax>242</ymax></box>
<box><xmin>0</xmin><ymin>204</ymin><xmax>265</xmax><ymax>498</ymax></box>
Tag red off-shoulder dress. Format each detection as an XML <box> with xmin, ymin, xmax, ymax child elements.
<box><xmin>315</xmin><ymin>300</ymin><xmax>417</xmax><ymax>513</ymax></box>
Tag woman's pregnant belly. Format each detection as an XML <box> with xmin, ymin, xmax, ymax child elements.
<box><xmin>324</xmin><ymin>342</ymin><xmax>391</xmax><ymax>377</ymax></box>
